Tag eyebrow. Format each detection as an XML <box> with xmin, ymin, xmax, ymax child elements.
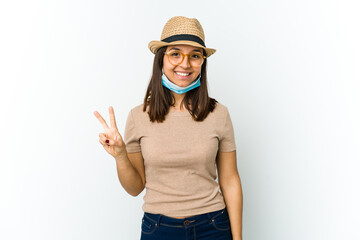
<box><xmin>169</xmin><ymin>47</ymin><xmax>202</xmax><ymax>53</ymax></box>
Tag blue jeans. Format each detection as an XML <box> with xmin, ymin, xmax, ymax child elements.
<box><xmin>140</xmin><ymin>207</ymin><xmax>233</xmax><ymax>240</ymax></box>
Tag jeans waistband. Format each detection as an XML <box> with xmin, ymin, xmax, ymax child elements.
<box><xmin>143</xmin><ymin>208</ymin><xmax>227</xmax><ymax>228</ymax></box>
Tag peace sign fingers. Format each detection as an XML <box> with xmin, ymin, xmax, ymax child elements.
<box><xmin>94</xmin><ymin>106</ymin><xmax>119</xmax><ymax>131</ymax></box>
<box><xmin>94</xmin><ymin>106</ymin><xmax>126</xmax><ymax>159</ymax></box>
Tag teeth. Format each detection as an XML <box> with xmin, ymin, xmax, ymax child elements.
<box><xmin>176</xmin><ymin>72</ymin><xmax>190</xmax><ymax>76</ymax></box>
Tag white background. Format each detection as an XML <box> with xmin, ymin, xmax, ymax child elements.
<box><xmin>0</xmin><ymin>0</ymin><xmax>359</xmax><ymax>239</ymax></box>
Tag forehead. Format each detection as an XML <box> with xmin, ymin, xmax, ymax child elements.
<box><xmin>166</xmin><ymin>44</ymin><xmax>203</xmax><ymax>52</ymax></box>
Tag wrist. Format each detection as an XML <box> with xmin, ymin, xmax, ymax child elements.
<box><xmin>114</xmin><ymin>148</ymin><xmax>128</xmax><ymax>162</ymax></box>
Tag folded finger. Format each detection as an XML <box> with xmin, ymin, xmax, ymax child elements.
<box><xmin>99</xmin><ymin>138</ymin><xmax>111</xmax><ymax>146</ymax></box>
<box><xmin>99</xmin><ymin>139</ymin><xmax>105</xmax><ymax>146</ymax></box>
<box><xmin>99</xmin><ymin>133</ymin><xmax>107</xmax><ymax>139</ymax></box>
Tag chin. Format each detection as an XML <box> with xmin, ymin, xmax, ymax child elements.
<box><xmin>175</xmin><ymin>81</ymin><xmax>192</xmax><ymax>88</ymax></box>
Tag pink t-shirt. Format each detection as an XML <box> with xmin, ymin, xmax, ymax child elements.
<box><xmin>124</xmin><ymin>102</ymin><xmax>236</xmax><ymax>217</ymax></box>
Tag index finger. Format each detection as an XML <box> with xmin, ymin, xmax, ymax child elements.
<box><xmin>109</xmin><ymin>106</ymin><xmax>118</xmax><ymax>129</ymax></box>
<box><xmin>93</xmin><ymin>110</ymin><xmax>109</xmax><ymax>130</ymax></box>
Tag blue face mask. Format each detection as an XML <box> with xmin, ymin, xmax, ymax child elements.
<box><xmin>162</xmin><ymin>72</ymin><xmax>201</xmax><ymax>94</ymax></box>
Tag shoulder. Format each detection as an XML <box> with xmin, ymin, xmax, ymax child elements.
<box><xmin>212</xmin><ymin>101</ymin><xmax>230</xmax><ymax>116</ymax></box>
<box><xmin>128</xmin><ymin>103</ymin><xmax>149</xmax><ymax>119</ymax></box>
<box><xmin>214</xmin><ymin>101</ymin><xmax>228</xmax><ymax>111</ymax></box>
<box><xmin>129</xmin><ymin>103</ymin><xmax>144</xmax><ymax>113</ymax></box>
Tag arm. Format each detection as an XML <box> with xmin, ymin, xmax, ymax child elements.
<box><xmin>115</xmin><ymin>151</ymin><xmax>146</xmax><ymax>197</ymax></box>
<box><xmin>94</xmin><ymin>106</ymin><xmax>145</xmax><ymax>197</ymax></box>
<box><xmin>217</xmin><ymin>150</ymin><xmax>243</xmax><ymax>240</ymax></box>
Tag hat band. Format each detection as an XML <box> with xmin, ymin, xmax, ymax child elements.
<box><xmin>161</xmin><ymin>34</ymin><xmax>206</xmax><ymax>47</ymax></box>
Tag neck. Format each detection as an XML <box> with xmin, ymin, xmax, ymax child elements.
<box><xmin>172</xmin><ymin>92</ymin><xmax>186</xmax><ymax>111</ymax></box>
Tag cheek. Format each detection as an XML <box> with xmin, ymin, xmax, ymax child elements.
<box><xmin>163</xmin><ymin>58</ymin><xmax>174</xmax><ymax>71</ymax></box>
<box><xmin>192</xmin><ymin>68</ymin><xmax>201</xmax><ymax>78</ymax></box>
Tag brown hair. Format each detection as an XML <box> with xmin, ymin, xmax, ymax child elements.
<box><xmin>143</xmin><ymin>46</ymin><xmax>218</xmax><ymax>123</ymax></box>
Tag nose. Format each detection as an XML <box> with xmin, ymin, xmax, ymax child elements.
<box><xmin>179</xmin><ymin>55</ymin><xmax>191</xmax><ymax>68</ymax></box>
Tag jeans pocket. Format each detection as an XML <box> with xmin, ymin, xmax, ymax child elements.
<box><xmin>141</xmin><ymin>214</ymin><xmax>157</xmax><ymax>235</ymax></box>
<box><xmin>211</xmin><ymin>209</ymin><xmax>231</xmax><ymax>231</ymax></box>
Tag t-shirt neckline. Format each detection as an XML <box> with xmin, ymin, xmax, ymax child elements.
<box><xmin>167</xmin><ymin>110</ymin><xmax>191</xmax><ymax>116</ymax></box>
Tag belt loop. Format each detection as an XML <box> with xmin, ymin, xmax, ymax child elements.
<box><xmin>207</xmin><ymin>212</ymin><xmax>212</xmax><ymax>220</ymax></box>
<box><xmin>155</xmin><ymin>214</ymin><xmax>162</xmax><ymax>228</ymax></box>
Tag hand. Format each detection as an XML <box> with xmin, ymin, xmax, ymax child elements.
<box><xmin>93</xmin><ymin>106</ymin><xmax>126</xmax><ymax>158</ymax></box>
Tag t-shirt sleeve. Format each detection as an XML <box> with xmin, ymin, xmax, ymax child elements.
<box><xmin>123</xmin><ymin>109</ymin><xmax>141</xmax><ymax>153</ymax></box>
<box><xmin>218</xmin><ymin>107</ymin><xmax>236</xmax><ymax>152</ymax></box>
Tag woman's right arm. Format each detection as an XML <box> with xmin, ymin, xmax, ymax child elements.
<box><xmin>94</xmin><ymin>106</ymin><xmax>145</xmax><ymax>197</ymax></box>
<box><xmin>114</xmin><ymin>151</ymin><xmax>145</xmax><ymax>197</ymax></box>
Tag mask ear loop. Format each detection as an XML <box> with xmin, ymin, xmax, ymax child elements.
<box><xmin>196</xmin><ymin>72</ymin><xmax>202</xmax><ymax>82</ymax></box>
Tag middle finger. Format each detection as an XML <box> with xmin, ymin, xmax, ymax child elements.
<box><xmin>109</xmin><ymin>106</ymin><xmax>118</xmax><ymax>129</ymax></box>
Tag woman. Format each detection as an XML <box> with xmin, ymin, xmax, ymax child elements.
<box><xmin>94</xmin><ymin>16</ymin><xmax>243</xmax><ymax>240</ymax></box>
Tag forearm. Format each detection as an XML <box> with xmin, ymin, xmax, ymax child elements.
<box><xmin>221</xmin><ymin>176</ymin><xmax>243</xmax><ymax>240</ymax></box>
<box><xmin>114</xmin><ymin>153</ymin><xmax>144</xmax><ymax>197</ymax></box>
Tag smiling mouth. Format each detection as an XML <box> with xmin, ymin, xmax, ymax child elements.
<box><xmin>175</xmin><ymin>71</ymin><xmax>192</xmax><ymax>77</ymax></box>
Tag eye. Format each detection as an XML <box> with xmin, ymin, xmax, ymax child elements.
<box><xmin>190</xmin><ymin>53</ymin><xmax>202</xmax><ymax>59</ymax></box>
<box><xmin>169</xmin><ymin>51</ymin><xmax>181</xmax><ymax>57</ymax></box>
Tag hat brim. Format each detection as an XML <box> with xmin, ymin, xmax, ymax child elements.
<box><xmin>148</xmin><ymin>40</ymin><xmax>216</xmax><ymax>57</ymax></box>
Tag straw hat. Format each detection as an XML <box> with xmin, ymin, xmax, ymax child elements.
<box><xmin>148</xmin><ymin>16</ymin><xmax>216</xmax><ymax>57</ymax></box>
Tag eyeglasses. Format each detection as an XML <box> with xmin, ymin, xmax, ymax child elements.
<box><xmin>165</xmin><ymin>50</ymin><xmax>206</xmax><ymax>67</ymax></box>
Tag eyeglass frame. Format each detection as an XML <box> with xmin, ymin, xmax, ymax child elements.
<box><xmin>164</xmin><ymin>50</ymin><xmax>207</xmax><ymax>68</ymax></box>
